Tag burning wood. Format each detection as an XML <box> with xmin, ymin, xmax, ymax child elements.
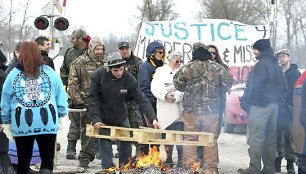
<box><xmin>97</xmin><ymin>147</ymin><xmax>202</xmax><ymax>174</ymax></box>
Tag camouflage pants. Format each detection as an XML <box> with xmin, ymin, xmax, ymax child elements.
<box><xmin>67</xmin><ymin>112</ymin><xmax>81</xmax><ymax>141</ymax></box>
<box><xmin>183</xmin><ymin>112</ymin><xmax>219</xmax><ymax>171</ymax></box>
<box><xmin>78</xmin><ymin>111</ymin><xmax>96</xmax><ymax>162</ymax></box>
<box><xmin>117</xmin><ymin>101</ymin><xmax>144</xmax><ymax>155</ymax></box>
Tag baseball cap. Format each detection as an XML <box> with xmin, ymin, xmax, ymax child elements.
<box><xmin>68</xmin><ymin>29</ymin><xmax>87</xmax><ymax>39</ymax></box>
<box><xmin>275</xmin><ymin>49</ymin><xmax>290</xmax><ymax>57</ymax></box>
<box><xmin>118</xmin><ymin>41</ymin><xmax>130</xmax><ymax>49</ymax></box>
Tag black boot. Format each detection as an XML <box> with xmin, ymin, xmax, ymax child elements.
<box><xmin>286</xmin><ymin>159</ymin><xmax>295</xmax><ymax>174</ymax></box>
<box><xmin>66</xmin><ymin>140</ymin><xmax>77</xmax><ymax>159</ymax></box>
<box><xmin>275</xmin><ymin>157</ymin><xmax>282</xmax><ymax>172</ymax></box>
<box><xmin>165</xmin><ymin>145</ymin><xmax>174</xmax><ymax>166</ymax></box>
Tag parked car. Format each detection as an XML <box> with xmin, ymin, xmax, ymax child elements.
<box><xmin>223</xmin><ymin>83</ymin><xmax>247</xmax><ymax>133</ymax></box>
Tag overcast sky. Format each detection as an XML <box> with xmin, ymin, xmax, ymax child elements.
<box><xmin>4</xmin><ymin>0</ymin><xmax>200</xmax><ymax>38</ymax></box>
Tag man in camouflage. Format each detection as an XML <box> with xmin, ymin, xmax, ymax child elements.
<box><xmin>67</xmin><ymin>37</ymin><xmax>107</xmax><ymax>168</ymax></box>
<box><xmin>116</xmin><ymin>41</ymin><xmax>144</xmax><ymax>157</ymax></box>
<box><xmin>173</xmin><ymin>42</ymin><xmax>232</xmax><ymax>174</ymax></box>
<box><xmin>60</xmin><ymin>29</ymin><xmax>89</xmax><ymax>160</ymax></box>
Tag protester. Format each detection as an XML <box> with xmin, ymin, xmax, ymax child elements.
<box><xmin>116</xmin><ymin>41</ymin><xmax>145</xmax><ymax>157</ymax></box>
<box><xmin>173</xmin><ymin>42</ymin><xmax>232</xmax><ymax>173</ymax></box>
<box><xmin>151</xmin><ymin>50</ymin><xmax>184</xmax><ymax>167</ymax></box>
<box><xmin>60</xmin><ymin>29</ymin><xmax>90</xmax><ymax>160</ymax></box>
<box><xmin>88</xmin><ymin>52</ymin><xmax>159</xmax><ymax>173</ymax></box>
<box><xmin>238</xmin><ymin>39</ymin><xmax>287</xmax><ymax>174</ymax></box>
<box><xmin>35</xmin><ymin>36</ymin><xmax>55</xmax><ymax>70</ymax></box>
<box><xmin>274</xmin><ymin>48</ymin><xmax>300</xmax><ymax>173</ymax></box>
<box><xmin>207</xmin><ymin>44</ymin><xmax>229</xmax><ymax>134</ymax></box>
<box><xmin>139</xmin><ymin>41</ymin><xmax>165</xmax><ymax>113</ymax></box>
<box><xmin>1</xmin><ymin>41</ymin><xmax>68</xmax><ymax>174</ymax></box>
<box><xmin>0</xmin><ymin>49</ymin><xmax>15</xmax><ymax>174</ymax></box>
<box><xmin>4</xmin><ymin>42</ymin><xmax>41</xmax><ymax>174</ymax></box>
<box><xmin>67</xmin><ymin>37</ymin><xmax>106</xmax><ymax>168</ymax></box>
<box><xmin>298</xmin><ymin>79</ymin><xmax>306</xmax><ymax>173</ymax></box>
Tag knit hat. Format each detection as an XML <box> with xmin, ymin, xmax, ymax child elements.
<box><xmin>275</xmin><ymin>49</ymin><xmax>290</xmax><ymax>57</ymax></box>
<box><xmin>252</xmin><ymin>39</ymin><xmax>271</xmax><ymax>52</ymax></box>
<box><xmin>88</xmin><ymin>37</ymin><xmax>104</xmax><ymax>53</ymax></box>
<box><xmin>107</xmin><ymin>52</ymin><xmax>126</xmax><ymax>67</ymax></box>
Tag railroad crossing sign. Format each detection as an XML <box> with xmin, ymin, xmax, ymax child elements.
<box><xmin>41</xmin><ymin>0</ymin><xmax>63</xmax><ymax>14</ymax></box>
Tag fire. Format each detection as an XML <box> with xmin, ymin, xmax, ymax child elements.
<box><xmin>136</xmin><ymin>146</ymin><xmax>161</xmax><ymax>168</ymax></box>
<box><xmin>192</xmin><ymin>161</ymin><xmax>201</xmax><ymax>172</ymax></box>
<box><xmin>122</xmin><ymin>146</ymin><xmax>166</xmax><ymax>171</ymax></box>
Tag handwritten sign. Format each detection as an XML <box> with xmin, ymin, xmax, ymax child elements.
<box><xmin>135</xmin><ymin>19</ymin><xmax>270</xmax><ymax>83</ymax></box>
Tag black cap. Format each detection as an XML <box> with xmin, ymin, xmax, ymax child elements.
<box><xmin>118</xmin><ymin>41</ymin><xmax>130</xmax><ymax>49</ymax></box>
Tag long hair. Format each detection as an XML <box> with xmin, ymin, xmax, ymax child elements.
<box><xmin>207</xmin><ymin>45</ymin><xmax>228</xmax><ymax>70</ymax></box>
<box><xmin>19</xmin><ymin>41</ymin><xmax>44</xmax><ymax>78</ymax></box>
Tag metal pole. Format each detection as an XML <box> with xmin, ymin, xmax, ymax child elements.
<box><xmin>270</xmin><ymin>0</ymin><xmax>277</xmax><ymax>48</ymax></box>
<box><xmin>49</xmin><ymin>0</ymin><xmax>55</xmax><ymax>49</ymax></box>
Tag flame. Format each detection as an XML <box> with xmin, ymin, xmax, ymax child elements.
<box><xmin>192</xmin><ymin>161</ymin><xmax>201</xmax><ymax>172</ymax></box>
<box><xmin>136</xmin><ymin>146</ymin><xmax>161</xmax><ymax>168</ymax></box>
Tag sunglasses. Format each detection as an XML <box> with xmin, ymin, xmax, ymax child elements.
<box><xmin>210</xmin><ymin>52</ymin><xmax>216</xmax><ymax>56</ymax></box>
<box><xmin>157</xmin><ymin>51</ymin><xmax>164</xmax><ymax>55</ymax></box>
<box><xmin>174</xmin><ymin>60</ymin><xmax>183</xmax><ymax>63</ymax></box>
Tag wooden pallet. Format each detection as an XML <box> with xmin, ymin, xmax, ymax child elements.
<box><xmin>86</xmin><ymin>124</ymin><xmax>214</xmax><ymax>146</ymax></box>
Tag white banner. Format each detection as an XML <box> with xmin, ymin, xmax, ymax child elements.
<box><xmin>135</xmin><ymin>19</ymin><xmax>269</xmax><ymax>66</ymax></box>
<box><xmin>134</xmin><ymin>19</ymin><xmax>270</xmax><ymax>83</ymax></box>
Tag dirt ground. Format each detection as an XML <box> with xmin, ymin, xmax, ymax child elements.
<box><xmin>45</xmin><ymin>117</ymin><xmax>297</xmax><ymax>174</ymax></box>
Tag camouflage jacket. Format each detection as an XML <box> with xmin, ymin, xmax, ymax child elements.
<box><xmin>173</xmin><ymin>60</ymin><xmax>233</xmax><ymax>116</ymax></box>
<box><xmin>60</xmin><ymin>47</ymin><xmax>87</xmax><ymax>86</ymax></box>
<box><xmin>124</xmin><ymin>53</ymin><xmax>143</xmax><ymax>80</ymax></box>
<box><xmin>67</xmin><ymin>50</ymin><xmax>106</xmax><ymax>107</ymax></box>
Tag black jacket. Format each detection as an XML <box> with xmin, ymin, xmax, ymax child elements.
<box><xmin>88</xmin><ymin>67</ymin><xmax>156</xmax><ymax>126</ymax></box>
<box><xmin>284</xmin><ymin>64</ymin><xmax>301</xmax><ymax>107</ymax></box>
<box><xmin>247</xmin><ymin>51</ymin><xmax>287</xmax><ymax>107</ymax></box>
<box><xmin>41</xmin><ymin>50</ymin><xmax>55</xmax><ymax>70</ymax></box>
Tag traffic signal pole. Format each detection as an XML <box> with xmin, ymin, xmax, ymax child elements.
<box><xmin>49</xmin><ymin>0</ymin><xmax>55</xmax><ymax>49</ymax></box>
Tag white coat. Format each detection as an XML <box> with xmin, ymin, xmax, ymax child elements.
<box><xmin>151</xmin><ymin>64</ymin><xmax>184</xmax><ymax>129</ymax></box>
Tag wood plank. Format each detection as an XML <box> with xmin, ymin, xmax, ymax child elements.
<box><xmin>86</xmin><ymin>124</ymin><xmax>214</xmax><ymax>146</ymax></box>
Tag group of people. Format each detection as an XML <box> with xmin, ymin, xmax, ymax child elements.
<box><xmin>238</xmin><ymin>39</ymin><xmax>306</xmax><ymax>174</ymax></box>
<box><xmin>1</xmin><ymin>28</ymin><xmax>306</xmax><ymax>174</ymax></box>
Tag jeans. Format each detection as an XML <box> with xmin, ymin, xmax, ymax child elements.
<box><xmin>99</xmin><ymin>118</ymin><xmax>132</xmax><ymax>169</ymax></box>
<box><xmin>248</xmin><ymin>103</ymin><xmax>278</xmax><ymax>174</ymax></box>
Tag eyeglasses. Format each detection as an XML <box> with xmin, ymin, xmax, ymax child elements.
<box><xmin>157</xmin><ymin>51</ymin><xmax>164</xmax><ymax>55</ymax></box>
<box><xmin>210</xmin><ymin>52</ymin><xmax>216</xmax><ymax>56</ymax></box>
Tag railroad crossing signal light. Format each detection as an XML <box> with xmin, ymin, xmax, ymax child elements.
<box><xmin>54</xmin><ymin>17</ymin><xmax>69</xmax><ymax>31</ymax></box>
<box><xmin>34</xmin><ymin>17</ymin><xmax>49</xmax><ymax>30</ymax></box>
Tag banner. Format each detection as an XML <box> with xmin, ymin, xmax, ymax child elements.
<box><xmin>134</xmin><ymin>19</ymin><xmax>270</xmax><ymax>83</ymax></box>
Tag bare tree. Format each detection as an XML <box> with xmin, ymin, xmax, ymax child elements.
<box><xmin>19</xmin><ymin>0</ymin><xmax>30</xmax><ymax>41</ymax></box>
<box><xmin>137</xmin><ymin>0</ymin><xmax>179</xmax><ymax>22</ymax></box>
<box><xmin>197</xmin><ymin>0</ymin><xmax>269</xmax><ymax>25</ymax></box>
